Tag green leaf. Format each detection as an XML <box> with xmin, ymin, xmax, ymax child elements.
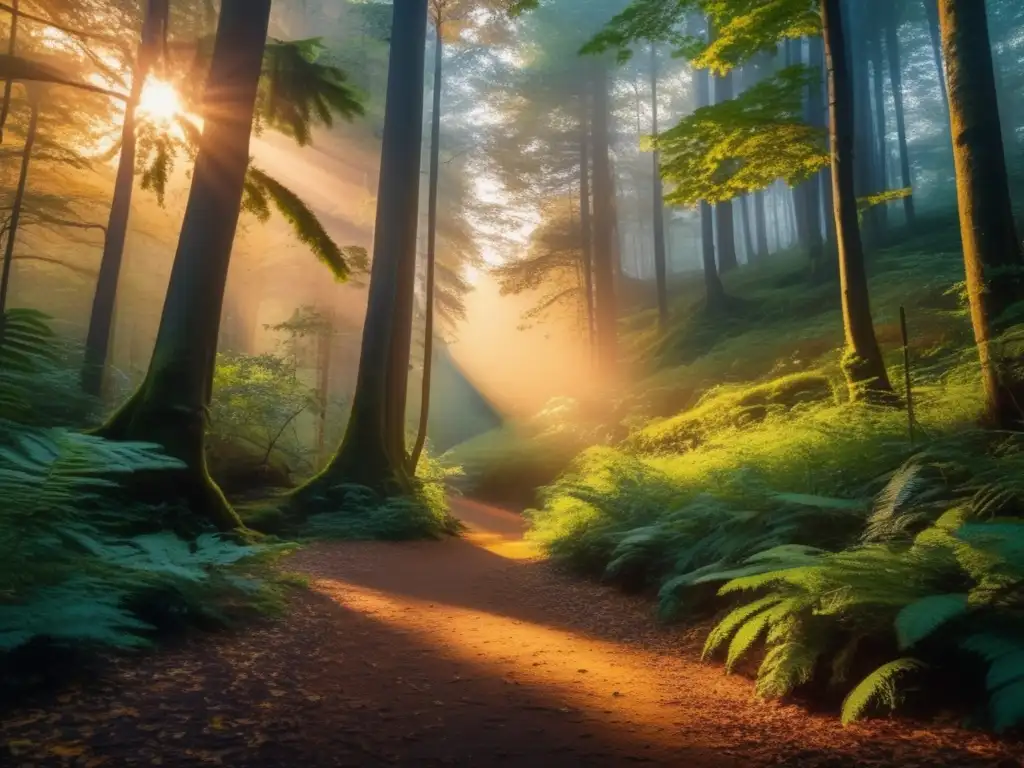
<box><xmin>894</xmin><ymin>594</ymin><xmax>969</xmax><ymax>650</ymax></box>
<box><xmin>840</xmin><ymin>659</ymin><xmax>925</xmax><ymax>725</ymax></box>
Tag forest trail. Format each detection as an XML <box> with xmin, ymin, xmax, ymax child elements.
<box><xmin>3</xmin><ymin>499</ymin><xmax>1022</xmax><ymax>768</ymax></box>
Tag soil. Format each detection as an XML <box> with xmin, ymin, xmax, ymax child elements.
<box><xmin>3</xmin><ymin>498</ymin><xmax>1023</xmax><ymax>767</ymax></box>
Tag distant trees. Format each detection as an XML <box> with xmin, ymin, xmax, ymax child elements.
<box><xmin>938</xmin><ymin>0</ymin><xmax>1024</xmax><ymax>429</ymax></box>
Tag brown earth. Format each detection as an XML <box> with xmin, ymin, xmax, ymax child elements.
<box><xmin>3</xmin><ymin>498</ymin><xmax>1023</xmax><ymax>767</ymax></box>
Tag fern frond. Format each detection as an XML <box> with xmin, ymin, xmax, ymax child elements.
<box><xmin>894</xmin><ymin>593</ymin><xmax>969</xmax><ymax>650</ymax></box>
<box><xmin>840</xmin><ymin>659</ymin><xmax>925</xmax><ymax>725</ymax></box>
<box><xmin>703</xmin><ymin>594</ymin><xmax>783</xmax><ymax>659</ymax></box>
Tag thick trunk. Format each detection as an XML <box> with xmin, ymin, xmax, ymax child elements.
<box><xmin>579</xmin><ymin>120</ymin><xmax>596</xmax><ymax>351</ymax></box>
<box><xmin>939</xmin><ymin>0</ymin><xmax>1024</xmax><ymax>429</ymax></box>
<box><xmin>822</xmin><ymin>0</ymin><xmax>894</xmax><ymax>401</ymax></box>
<box><xmin>650</xmin><ymin>44</ymin><xmax>668</xmax><ymax>330</ymax></box>
<box><xmin>82</xmin><ymin>1</ymin><xmax>167</xmax><ymax>397</ymax></box>
<box><xmin>923</xmin><ymin>0</ymin><xmax>950</xmax><ymax>121</ymax></box>
<box><xmin>713</xmin><ymin>66</ymin><xmax>738</xmax><ymax>272</ymax></box>
<box><xmin>0</xmin><ymin>0</ymin><xmax>19</xmax><ymax>144</ymax></box>
<box><xmin>0</xmin><ymin>94</ymin><xmax>36</xmax><ymax>321</ymax></box>
<box><xmin>884</xmin><ymin>5</ymin><xmax>915</xmax><ymax>229</ymax></box>
<box><xmin>296</xmin><ymin>0</ymin><xmax>428</xmax><ymax>499</ymax></box>
<box><xmin>411</xmin><ymin>21</ymin><xmax>444</xmax><ymax>470</ymax></box>
<box><xmin>591</xmin><ymin>58</ymin><xmax>617</xmax><ymax>375</ymax></box>
<box><xmin>98</xmin><ymin>0</ymin><xmax>271</xmax><ymax>530</ymax></box>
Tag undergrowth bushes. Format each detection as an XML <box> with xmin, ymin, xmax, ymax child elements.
<box><xmin>0</xmin><ymin>311</ymin><xmax>289</xmax><ymax>690</ymax></box>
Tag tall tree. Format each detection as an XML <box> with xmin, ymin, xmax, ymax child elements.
<box><xmin>922</xmin><ymin>0</ymin><xmax>950</xmax><ymax>121</ymax></box>
<box><xmin>712</xmin><ymin>60</ymin><xmax>738</xmax><ymax>273</ymax></box>
<box><xmin>650</xmin><ymin>43</ymin><xmax>668</xmax><ymax>329</ymax></box>
<box><xmin>81</xmin><ymin>0</ymin><xmax>169</xmax><ymax>397</ymax></box>
<box><xmin>939</xmin><ymin>0</ymin><xmax>1024</xmax><ymax>428</ymax></box>
<box><xmin>882</xmin><ymin>0</ymin><xmax>915</xmax><ymax>229</ymax></box>
<box><xmin>821</xmin><ymin>0</ymin><xmax>893</xmax><ymax>401</ymax></box>
<box><xmin>579</xmin><ymin>115</ymin><xmax>596</xmax><ymax>347</ymax></box>
<box><xmin>693</xmin><ymin>62</ymin><xmax>726</xmax><ymax>309</ymax></box>
<box><xmin>99</xmin><ymin>0</ymin><xmax>275</xmax><ymax>530</ymax></box>
<box><xmin>0</xmin><ymin>88</ymin><xmax>36</xmax><ymax>322</ymax></box>
<box><xmin>591</xmin><ymin>57</ymin><xmax>618</xmax><ymax>376</ymax></box>
<box><xmin>297</xmin><ymin>0</ymin><xmax>429</xmax><ymax>501</ymax></box>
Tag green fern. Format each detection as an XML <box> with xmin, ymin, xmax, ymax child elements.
<box><xmin>894</xmin><ymin>594</ymin><xmax>969</xmax><ymax>649</ymax></box>
<box><xmin>840</xmin><ymin>659</ymin><xmax>926</xmax><ymax>725</ymax></box>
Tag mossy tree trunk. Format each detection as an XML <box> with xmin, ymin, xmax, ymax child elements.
<box><xmin>81</xmin><ymin>0</ymin><xmax>169</xmax><ymax>398</ymax></box>
<box><xmin>293</xmin><ymin>0</ymin><xmax>428</xmax><ymax>502</ymax></box>
<box><xmin>99</xmin><ymin>0</ymin><xmax>272</xmax><ymax>531</ymax></box>
<box><xmin>939</xmin><ymin>0</ymin><xmax>1024</xmax><ymax>429</ymax></box>
<box><xmin>822</xmin><ymin>0</ymin><xmax>894</xmax><ymax>402</ymax></box>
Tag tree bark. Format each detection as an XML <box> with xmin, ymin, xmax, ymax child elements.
<box><xmin>98</xmin><ymin>0</ymin><xmax>272</xmax><ymax>530</ymax></box>
<box><xmin>754</xmin><ymin>189</ymin><xmax>769</xmax><ymax>259</ymax></box>
<box><xmin>650</xmin><ymin>44</ymin><xmax>668</xmax><ymax>330</ymax></box>
<box><xmin>82</xmin><ymin>0</ymin><xmax>168</xmax><ymax>397</ymax></box>
<box><xmin>694</xmin><ymin>65</ymin><xmax>726</xmax><ymax>308</ymax></box>
<box><xmin>869</xmin><ymin>18</ymin><xmax>889</xmax><ymax>236</ymax></box>
<box><xmin>0</xmin><ymin>92</ymin><xmax>36</xmax><ymax>322</ymax></box>
<box><xmin>411</xmin><ymin>19</ymin><xmax>444</xmax><ymax>471</ymax></box>
<box><xmin>295</xmin><ymin>0</ymin><xmax>428</xmax><ymax>500</ymax></box>
<box><xmin>591</xmin><ymin>57</ymin><xmax>617</xmax><ymax>375</ymax></box>
<box><xmin>883</xmin><ymin>3</ymin><xmax>915</xmax><ymax>229</ymax></box>
<box><xmin>822</xmin><ymin>0</ymin><xmax>894</xmax><ymax>401</ymax></box>
<box><xmin>939</xmin><ymin>0</ymin><xmax>1024</xmax><ymax>428</ymax></box>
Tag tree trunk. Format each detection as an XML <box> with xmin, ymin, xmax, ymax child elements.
<box><xmin>0</xmin><ymin>92</ymin><xmax>37</xmax><ymax>322</ymax></box>
<box><xmin>579</xmin><ymin>119</ymin><xmax>596</xmax><ymax>352</ymax></box>
<box><xmin>97</xmin><ymin>0</ymin><xmax>272</xmax><ymax>530</ymax></box>
<box><xmin>740</xmin><ymin>196</ymin><xmax>756</xmax><ymax>264</ymax></box>
<box><xmin>0</xmin><ymin>0</ymin><xmax>20</xmax><ymax>144</ymax></box>
<box><xmin>650</xmin><ymin>44</ymin><xmax>668</xmax><ymax>330</ymax></box>
<box><xmin>923</xmin><ymin>0</ymin><xmax>950</xmax><ymax>121</ymax></box>
<box><xmin>786</xmin><ymin>40</ymin><xmax>810</xmax><ymax>254</ymax></box>
<box><xmin>754</xmin><ymin>189</ymin><xmax>769</xmax><ymax>259</ymax></box>
<box><xmin>810</xmin><ymin>34</ymin><xmax>837</xmax><ymax>273</ymax></box>
<box><xmin>845</xmin><ymin>4</ymin><xmax>879</xmax><ymax>247</ymax></box>
<box><xmin>884</xmin><ymin>4</ymin><xmax>915</xmax><ymax>229</ymax></box>
<box><xmin>939</xmin><ymin>0</ymin><xmax>1024</xmax><ymax>428</ymax></box>
<box><xmin>713</xmin><ymin>67</ymin><xmax>738</xmax><ymax>272</ymax></box>
<box><xmin>869</xmin><ymin>19</ymin><xmax>889</xmax><ymax>237</ymax></box>
<box><xmin>822</xmin><ymin>0</ymin><xmax>894</xmax><ymax>402</ymax></box>
<box><xmin>295</xmin><ymin>0</ymin><xmax>428</xmax><ymax>501</ymax></box>
<box><xmin>694</xmin><ymin>65</ymin><xmax>726</xmax><ymax>308</ymax></box>
<box><xmin>591</xmin><ymin>57</ymin><xmax>617</xmax><ymax>375</ymax></box>
<box><xmin>411</xmin><ymin>20</ymin><xmax>444</xmax><ymax>471</ymax></box>
<box><xmin>82</xmin><ymin>0</ymin><xmax>167</xmax><ymax>397</ymax></box>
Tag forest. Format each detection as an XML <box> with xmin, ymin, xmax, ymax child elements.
<box><xmin>2</xmin><ymin>0</ymin><xmax>1024</xmax><ymax>765</ymax></box>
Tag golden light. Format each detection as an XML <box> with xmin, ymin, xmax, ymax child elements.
<box><xmin>137</xmin><ymin>77</ymin><xmax>182</xmax><ymax>124</ymax></box>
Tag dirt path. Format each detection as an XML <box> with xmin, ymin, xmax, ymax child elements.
<box><xmin>3</xmin><ymin>499</ymin><xmax>1024</xmax><ymax>767</ymax></box>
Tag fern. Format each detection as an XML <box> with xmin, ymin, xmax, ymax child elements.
<box><xmin>841</xmin><ymin>659</ymin><xmax>926</xmax><ymax>725</ymax></box>
<box><xmin>894</xmin><ymin>594</ymin><xmax>970</xmax><ymax>649</ymax></box>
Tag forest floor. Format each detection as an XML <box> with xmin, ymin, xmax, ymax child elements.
<box><xmin>3</xmin><ymin>499</ymin><xmax>1024</xmax><ymax>767</ymax></box>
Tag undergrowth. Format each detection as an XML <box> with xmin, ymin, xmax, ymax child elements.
<box><xmin>509</xmin><ymin>220</ymin><xmax>1024</xmax><ymax>731</ymax></box>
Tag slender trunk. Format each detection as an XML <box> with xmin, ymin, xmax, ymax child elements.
<box><xmin>939</xmin><ymin>0</ymin><xmax>1024</xmax><ymax>428</ymax></box>
<box><xmin>694</xmin><ymin>65</ymin><xmax>726</xmax><ymax>307</ymax></box>
<box><xmin>869</xmin><ymin>20</ymin><xmax>889</xmax><ymax>237</ymax></box>
<box><xmin>98</xmin><ymin>0</ymin><xmax>272</xmax><ymax>530</ymax></box>
<box><xmin>579</xmin><ymin>119</ymin><xmax>595</xmax><ymax>352</ymax></box>
<box><xmin>411</xmin><ymin>20</ymin><xmax>443</xmax><ymax>471</ymax></box>
<box><xmin>786</xmin><ymin>40</ymin><xmax>810</xmax><ymax>253</ymax></box>
<box><xmin>754</xmin><ymin>189</ymin><xmax>769</xmax><ymax>259</ymax></box>
<box><xmin>0</xmin><ymin>93</ymin><xmax>36</xmax><ymax>322</ymax></box>
<box><xmin>591</xmin><ymin>57</ymin><xmax>617</xmax><ymax>376</ymax></box>
<box><xmin>0</xmin><ymin>0</ymin><xmax>19</xmax><ymax>144</ymax></box>
<box><xmin>315</xmin><ymin>313</ymin><xmax>333</xmax><ymax>463</ymax></box>
<box><xmin>810</xmin><ymin>34</ymin><xmax>837</xmax><ymax>271</ymax></box>
<box><xmin>82</xmin><ymin>1</ymin><xmax>166</xmax><ymax>397</ymax></box>
<box><xmin>740</xmin><ymin>196</ymin><xmax>755</xmax><ymax>264</ymax></box>
<box><xmin>923</xmin><ymin>0</ymin><xmax>950</xmax><ymax>121</ymax></box>
<box><xmin>650</xmin><ymin>44</ymin><xmax>668</xmax><ymax>330</ymax></box>
<box><xmin>713</xmin><ymin>66</ymin><xmax>738</xmax><ymax>272</ymax></box>
<box><xmin>296</xmin><ymin>0</ymin><xmax>428</xmax><ymax>499</ymax></box>
<box><xmin>845</xmin><ymin>4</ymin><xmax>879</xmax><ymax>246</ymax></box>
<box><xmin>884</xmin><ymin>6</ymin><xmax>915</xmax><ymax>229</ymax></box>
<box><xmin>822</xmin><ymin>0</ymin><xmax>894</xmax><ymax>401</ymax></box>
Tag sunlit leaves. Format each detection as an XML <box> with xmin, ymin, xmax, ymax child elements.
<box><xmin>695</xmin><ymin>0</ymin><xmax>819</xmax><ymax>73</ymax></box>
<box><xmin>654</xmin><ymin>65</ymin><xmax>827</xmax><ymax>205</ymax></box>
<box><xmin>580</xmin><ymin>0</ymin><xmax>698</xmax><ymax>63</ymax></box>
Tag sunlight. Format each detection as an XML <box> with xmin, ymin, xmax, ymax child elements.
<box><xmin>138</xmin><ymin>77</ymin><xmax>183</xmax><ymax>124</ymax></box>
